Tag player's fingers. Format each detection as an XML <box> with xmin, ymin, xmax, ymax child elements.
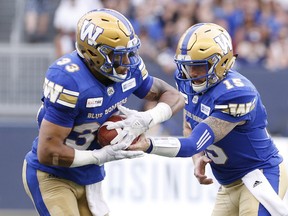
<box><xmin>199</xmin><ymin>178</ymin><xmax>213</xmax><ymax>185</ymax></box>
<box><xmin>195</xmin><ymin>172</ymin><xmax>213</xmax><ymax>185</ymax></box>
<box><xmin>106</xmin><ymin>121</ymin><xmax>124</xmax><ymax>130</ymax></box>
<box><xmin>110</xmin><ymin>141</ymin><xmax>128</xmax><ymax>151</ymax></box>
<box><xmin>120</xmin><ymin>150</ymin><xmax>144</xmax><ymax>159</ymax></box>
<box><xmin>194</xmin><ymin>172</ymin><xmax>206</xmax><ymax>179</ymax></box>
<box><xmin>117</xmin><ymin>105</ymin><xmax>136</xmax><ymax>116</ymax></box>
<box><xmin>110</xmin><ymin>129</ymin><xmax>127</xmax><ymax>145</ymax></box>
<box><xmin>120</xmin><ymin>134</ymin><xmax>136</xmax><ymax>148</ymax></box>
<box><xmin>202</xmin><ymin>156</ymin><xmax>212</xmax><ymax>164</ymax></box>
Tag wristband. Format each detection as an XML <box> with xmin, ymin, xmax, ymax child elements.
<box><xmin>147</xmin><ymin>102</ymin><xmax>172</xmax><ymax>128</ymax></box>
<box><xmin>70</xmin><ymin>149</ymin><xmax>98</xmax><ymax>167</ymax></box>
<box><xmin>149</xmin><ymin>137</ymin><xmax>181</xmax><ymax>157</ymax></box>
<box><xmin>145</xmin><ymin>138</ymin><xmax>153</xmax><ymax>153</ymax></box>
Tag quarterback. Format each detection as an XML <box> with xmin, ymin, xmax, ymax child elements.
<box><xmin>126</xmin><ymin>23</ymin><xmax>288</xmax><ymax>215</ymax></box>
<box><xmin>22</xmin><ymin>8</ymin><xmax>184</xmax><ymax>216</ymax></box>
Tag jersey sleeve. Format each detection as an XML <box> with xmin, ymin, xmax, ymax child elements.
<box><xmin>211</xmin><ymin>88</ymin><xmax>257</xmax><ymax>123</ymax></box>
<box><xmin>133</xmin><ymin>58</ymin><xmax>154</xmax><ymax>98</ymax></box>
<box><xmin>42</xmin><ymin>67</ymin><xmax>80</xmax><ymax>127</ymax></box>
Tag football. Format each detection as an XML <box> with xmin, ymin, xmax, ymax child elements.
<box><xmin>97</xmin><ymin>115</ymin><xmax>125</xmax><ymax>147</ymax></box>
<box><xmin>97</xmin><ymin>115</ymin><xmax>140</xmax><ymax>147</ymax></box>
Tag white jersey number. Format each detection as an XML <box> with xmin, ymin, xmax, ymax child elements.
<box><xmin>65</xmin><ymin>122</ymin><xmax>100</xmax><ymax>150</ymax></box>
<box><xmin>206</xmin><ymin>145</ymin><xmax>228</xmax><ymax>164</ymax></box>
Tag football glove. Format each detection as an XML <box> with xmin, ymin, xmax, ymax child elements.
<box><xmin>107</xmin><ymin>105</ymin><xmax>153</xmax><ymax>146</ymax></box>
<box><xmin>93</xmin><ymin>141</ymin><xmax>144</xmax><ymax>165</ymax></box>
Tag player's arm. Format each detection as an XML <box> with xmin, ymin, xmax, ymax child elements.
<box><xmin>37</xmin><ymin>119</ymin><xmax>74</xmax><ymax>167</ymax></box>
<box><xmin>183</xmin><ymin>116</ymin><xmax>213</xmax><ymax>184</ymax></box>
<box><xmin>143</xmin><ymin>77</ymin><xmax>185</xmax><ymax>117</ymax></box>
<box><xmin>203</xmin><ymin>116</ymin><xmax>244</xmax><ymax>143</ymax></box>
<box><xmin>184</xmin><ymin>114</ymin><xmax>213</xmax><ymax>184</ymax></box>
<box><xmin>37</xmin><ymin>119</ymin><xmax>143</xmax><ymax>167</ymax></box>
<box><xmin>118</xmin><ymin>77</ymin><xmax>185</xmax><ymax>128</ymax></box>
<box><xmin>129</xmin><ymin>116</ymin><xmax>244</xmax><ymax>157</ymax></box>
<box><xmin>108</xmin><ymin>77</ymin><xmax>184</xmax><ymax>146</ymax></box>
<box><xmin>182</xmin><ymin>114</ymin><xmax>213</xmax><ymax>184</ymax></box>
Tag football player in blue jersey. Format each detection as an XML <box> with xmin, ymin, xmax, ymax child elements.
<box><xmin>126</xmin><ymin>23</ymin><xmax>288</xmax><ymax>215</ymax></box>
<box><xmin>22</xmin><ymin>8</ymin><xmax>184</xmax><ymax>216</ymax></box>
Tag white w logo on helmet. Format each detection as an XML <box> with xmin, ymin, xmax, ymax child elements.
<box><xmin>214</xmin><ymin>33</ymin><xmax>232</xmax><ymax>55</ymax></box>
<box><xmin>80</xmin><ymin>20</ymin><xmax>104</xmax><ymax>46</ymax></box>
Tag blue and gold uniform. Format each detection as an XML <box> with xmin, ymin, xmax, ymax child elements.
<box><xmin>179</xmin><ymin>70</ymin><xmax>282</xmax><ymax>185</ymax></box>
<box><xmin>146</xmin><ymin>23</ymin><xmax>288</xmax><ymax>215</ymax></box>
<box><xmin>25</xmin><ymin>51</ymin><xmax>152</xmax><ymax>185</ymax></box>
<box><xmin>22</xmin><ymin>8</ymin><xmax>162</xmax><ymax>216</ymax></box>
<box><xmin>174</xmin><ymin>23</ymin><xmax>288</xmax><ymax>216</ymax></box>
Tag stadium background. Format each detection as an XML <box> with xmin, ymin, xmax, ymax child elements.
<box><xmin>0</xmin><ymin>0</ymin><xmax>287</xmax><ymax>215</ymax></box>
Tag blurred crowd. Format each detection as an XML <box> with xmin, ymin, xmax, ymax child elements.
<box><xmin>22</xmin><ymin>0</ymin><xmax>288</xmax><ymax>136</ymax></box>
<box><xmin>23</xmin><ymin>0</ymin><xmax>288</xmax><ymax>73</ymax></box>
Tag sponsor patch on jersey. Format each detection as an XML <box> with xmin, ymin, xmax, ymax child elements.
<box><xmin>201</xmin><ymin>103</ymin><xmax>211</xmax><ymax>116</ymax></box>
<box><xmin>122</xmin><ymin>78</ymin><xmax>136</xmax><ymax>92</ymax></box>
<box><xmin>86</xmin><ymin>97</ymin><xmax>103</xmax><ymax>108</ymax></box>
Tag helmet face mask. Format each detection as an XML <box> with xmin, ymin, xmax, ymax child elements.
<box><xmin>174</xmin><ymin>23</ymin><xmax>236</xmax><ymax>95</ymax></box>
<box><xmin>175</xmin><ymin>54</ymin><xmax>221</xmax><ymax>94</ymax></box>
<box><xmin>75</xmin><ymin>8</ymin><xmax>141</xmax><ymax>82</ymax></box>
<box><xmin>98</xmin><ymin>39</ymin><xmax>141</xmax><ymax>81</ymax></box>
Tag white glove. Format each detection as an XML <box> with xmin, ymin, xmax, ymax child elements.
<box><xmin>92</xmin><ymin>141</ymin><xmax>144</xmax><ymax>165</ymax></box>
<box><xmin>106</xmin><ymin>105</ymin><xmax>153</xmax><ymax>146</ymax></box>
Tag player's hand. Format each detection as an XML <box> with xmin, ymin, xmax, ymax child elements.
<box><xmin>127</xmin><ymin>134</ymin><xmax>151</xmax><ymax>152</ymax></box>
<box><xmin>193</xmin><ymin>155</ymin><xmax>213</xmax><ymax>185</ymax></box>
<box><xmin>107</xmin><ymin>105</ymin><xmax>153</xmax><ymax>146</ymax></box>
<box><xmin>92</xmin><ymin>142</ymin><xmax>144</xmax><ymax>165</ymax></box>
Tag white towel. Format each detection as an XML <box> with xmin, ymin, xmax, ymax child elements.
<box><xmin>242</xmin><ymin>169</ymin><xmax>288</xmax><ymax>216</ymax></box>
<box><xmin>85</xmin><ymin>181</ymin><xmax>109</xmax><ymax>216</ymax></box>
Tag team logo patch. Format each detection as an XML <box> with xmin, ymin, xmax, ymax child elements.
<box><xmin>122</xmin><ymin>78</ymin><xmax>136</xmax><ymax>92</ymax></box>
<box><xmin>192</xmin><ymin>95</ymin><xmax>198</xmax><ymax>104</ymax></box>
<box><xmin>86</xmin><ymin>97</ymin><xmax>103</xmax><ymax>108</ymax></box>
<box><xmin>201</xmin><ymin>103</ymin><xmax>210</xmax><ymax>116</ymax></box>
<box><xmin>107</xmin><ymin>87</ymin><xmax>115</xmax><ymax>96</ymax></box>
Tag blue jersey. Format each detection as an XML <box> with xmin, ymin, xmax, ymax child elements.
<box><xmin>25</xmin><ymin>51</ymin><xmax>153</xmax><ymax>185</ymax></box>
<box><xmin>180</xmin><ymin>70</ymin><xmax>282</xmax><ymax>185</ymax></box>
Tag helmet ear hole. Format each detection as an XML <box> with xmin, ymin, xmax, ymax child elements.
<box><xmin>226</xmin><ymin>55</ymin><xmax>237</xmax><ymax>71</ymax></box>
<box><xmin>221</xmin><ymin>59</ymin><xmax>228</xmax><ymax>67</ymax></box>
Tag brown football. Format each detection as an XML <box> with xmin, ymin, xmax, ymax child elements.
<box><xmin>97</xmin><ymin>115</ymin><xmax>141</xmax><ymax>147</ymax></box>
<box><xmin>97</xmin><ymin>115</ymin><xmax>125</xmax><ymax>147</ymax></box>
